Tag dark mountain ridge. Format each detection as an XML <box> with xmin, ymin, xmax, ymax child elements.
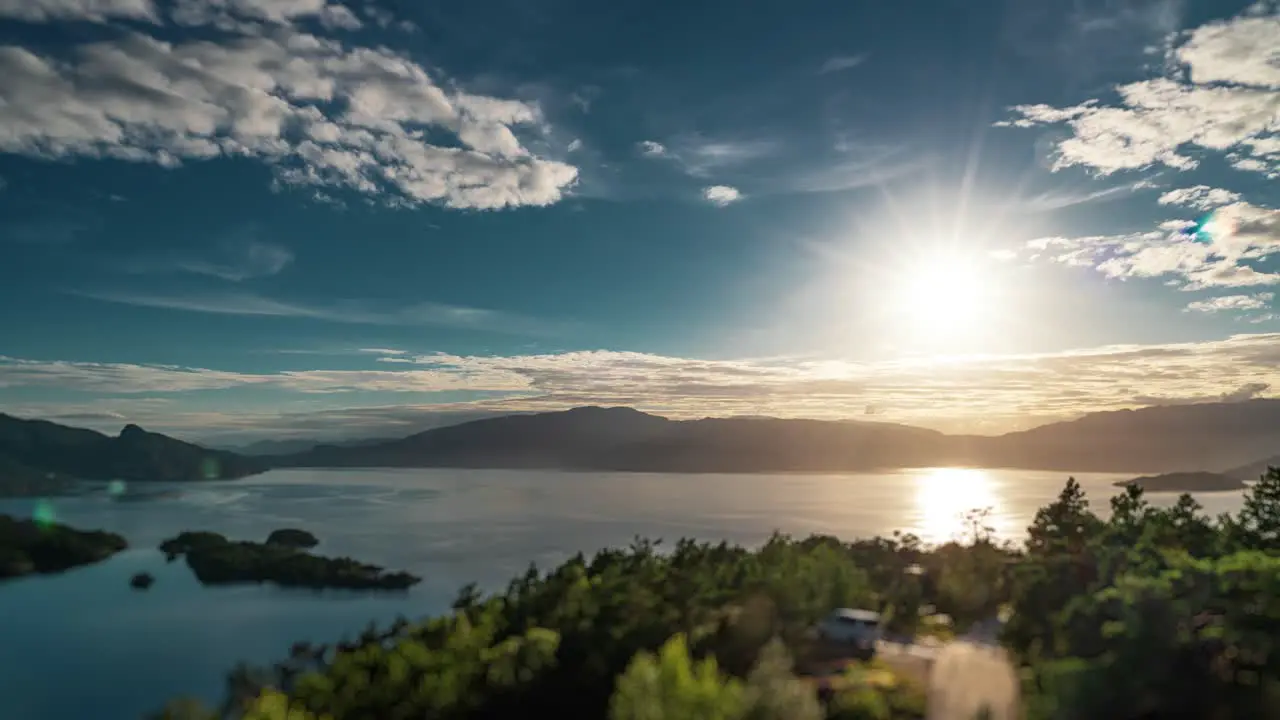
<box><xmin>276</xmin><ymin>400</ymin><xmax>1280</xmax><ymax>474</ymax></box>
<box><xmin>0</xmin><ymin>413</ymin><xmax>267</xmax><ymax>485</ymax></box>
<box><xmin>5</xmin><ymin>399</ymin><xmax>1280</xmax><ymax>483</ymax></box>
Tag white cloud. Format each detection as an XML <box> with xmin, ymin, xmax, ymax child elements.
<box><xmin>0</xmin><ymin>27</ymin><xmax>578</xmax><ymax>210</ymax></box>
<box><xmin>637</xmin><ymin>140</ymin><xmax>666</xmax><ymax>157</ymax></box>
<box><xmin>999</xmin><ymin>10</ymin><xmax>1280</xmax><ymax>178</ymax></box>
<box><xmin>69</xmin><ymin>288</ymin><xmax>575</xmax><ymax>336</ymax></box>
<box><xmin>10</xmin><ymin>333</ymin><xmax>1280</xmax><ymax>435</ymax></box>
<box><xmin>566</xmin><ymin>138</ymin><xmax>582</xmax><ymax>153</ymax></box>
<box><xmin>818</xmin><ymin>54</ymin><xmax>866</xmax><ymax>74</ymax></box>
<box><xmin>0</xmin><ymin>0</ymin><xmax>159</xmax><ymax>23</ymax></box>
<box><xmin>1185</xmin><ymin>293</ymin><xmax>1274</xmax><ymax>313</ymax></box>
<box><xmin>1158</xmin><ymin>185</ymin><xmax>1242</xmax><ymax>210</ymax></box>
<box><xmin>702</xmin><ymin>185</ymin><xmax>742</xmax><ymax>207</ymax></box>
<box><xmin>1024</xmin><ymin>201</ymin><xmax>1280</xmax><ymax>289</ymax></box>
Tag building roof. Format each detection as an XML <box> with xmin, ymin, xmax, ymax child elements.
<box><xmin>830</xmin><ymin>608</ymin><xmax>881</xmax><ymax>622</ymax></box>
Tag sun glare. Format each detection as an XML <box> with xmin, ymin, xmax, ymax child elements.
<box><xmin>894</xmin><ymin>253</ymin><xmax>989</xmax><ymax>341</ymax></box>
<box><xmin>914</xmin><ymin>467</ymin><xmax>1000</xmax><ymax>544</ymax></box>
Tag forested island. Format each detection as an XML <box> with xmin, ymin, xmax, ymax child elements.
<box><xmin>144</xmin><ymin>468</ymin><xmax>1280</xmax><ymax>720</ymax></box>
<box><xmin>0</xmin><ymin>514</ymin><xmax>127</xmax><ymax>579</ymax></box>
<box><xmin>159</xmin><ymin>530</ymin><xmax>419</xmax><ymax>590</ymax></box>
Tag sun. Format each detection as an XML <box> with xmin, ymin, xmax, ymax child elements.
<box><xmin>892</xmin><ymin>252</ymin><xmax>991</xmax><ymax>342</ymax></box>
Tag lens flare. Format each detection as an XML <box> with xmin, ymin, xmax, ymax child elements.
<box><xmin>32</xmin><ymin>499</ymin><xmax>57</xmax><ymax>529</ymax></box>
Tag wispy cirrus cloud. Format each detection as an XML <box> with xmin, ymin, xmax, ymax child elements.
<box><xmin>643</xmin><ymin>135</ymin><xmax>779</xmax><ymax>179</ymax></box>
<box><xmin>123</xmin><ymin>231</ymin><xmax>294</xmax><ymax>281</ymax></box>
<box><xmin>68</xmin><ymin>288</ymin><xmax>577</xmax><ymax>336</ymax></box>
<box><xmin>997</xmin><ymin>8</ymin><xmax>1280</xmax><ymax>178</ymax></box>
<box><xmin>1017</xmin><ymin>179</ymin><xmax>1150</xmax><ymax>212</ymax></box>
<box><xmin>8</xmin><ymin>333</ymin><xmax>1280</xmax><ymax>438</ymax></box>
<box><xmin>818</xmin><ymin>54</ymin><xmax>866</xmax><ymax>74</ymax></box>
<box><xmin>0</xmin><ymin>6</ymin><xmax>578</xmax><ymax>210</ymax></box>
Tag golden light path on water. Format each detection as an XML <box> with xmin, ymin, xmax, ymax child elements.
<box><xmin>912</xmin><ymin>467</ymin><xmax>1006</xmax><ymax>545</ymax></box>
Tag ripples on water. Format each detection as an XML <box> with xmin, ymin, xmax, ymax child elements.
<box><xmin>0</xmin><ymin>467</ymin><xmax>1246</xmax><ymax>720</ymax></box>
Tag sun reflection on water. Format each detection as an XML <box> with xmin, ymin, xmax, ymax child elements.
<box><xmin>913</xmin><ymin>467</ymin><xmax>1002</xmax><ymax>544</ymax></box>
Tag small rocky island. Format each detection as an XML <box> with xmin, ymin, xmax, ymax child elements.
<box><xmin>1115</xmin><ymin>471</ymin><xmax>1247</xmax><ymax>493</ymax></box>
<box><xmin>0</xmin><ymin>514</ymin><xmax>128</xmax><ymax>579</ymax></box>
<box><xmin>159</xmin><ymin>530</ymin><xmax>419</xmax><ymax>591</ymax></box>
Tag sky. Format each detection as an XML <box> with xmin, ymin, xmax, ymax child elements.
<box><xmin>0</xmin><ymin>0</ymin><xmax>1278</xmax><ymax>443</ymax></box>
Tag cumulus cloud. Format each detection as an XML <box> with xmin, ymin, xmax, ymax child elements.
<box><xmin>1158</xmin><ymin>185</ymin><xmax>1243</xmax><ymax>210</ymax></box>
<box><xmin>1185</xmin><ymin>293</ymin><xmax>1274</xmax><ymax>313</ymax></box>
<box><xmin>1023</xmin><ymin>201</ymin><xmax>1280</xmax><ymax>290</ymax></box>
<box><xmin>818</xmin><ymin>54</ymin><xmax>866</xmax><ymax>74</ymax></box>
<box><xmin>702</xmin><ymin>185</ymin><xmax>742</xmax><ymax>207</ymax></box>
<box><xmin>999</xmin><ymin>10</ymin><xmax>1280</xmax><ymax>178</ymax></box>
<box><xmin>0</xmin><ymin>0</ymin><xmax>364</xmax><ymax>29</ymax></box>
<box><xmin>0</xmin><ymin>0</ymin><xmax>159</xmax><ymax>23</ymax></box>
<box><xmin>0</xmin><ymin>23</ymin><xmax>578</xmax><ymax>209</ymax></box>
<box><xmin>169</xmin><ymin>0</ymin><xmax>363</xmax><ymax>31</ymax></box>
<box><xmin>637</xmin><ymin>140</ymin><xmax>666</xmax><ymax>157</ymax></box>
<box><xmin>8</xmin><ymin>333</ymin><xmax>1280</xmax><ymax>436</ymax></box>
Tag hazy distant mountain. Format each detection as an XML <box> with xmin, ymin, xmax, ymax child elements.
<box><xmin>229</xmin><ymin>437</ymin><xmax>385</xmax><ymax>456</ymax></box>
<box><xmin>1224</xmin><ymin>455</ymin><xmax>1280</xmax><ymax>482</ymax></box>
<box><xmin>282</xmin><ymin>406</ymin><xmax>960</xmax><ymax>473</ymax></box>
<box><xmin>968</xmin><ymin>400</ymin><xmax>1280</xmax><ymax>473</ymax></box>
<box><xmin>278</xmin><ymin>400</ymin><xmax>1280</xmax><ymax>475</ymax></box>
<box><xmin>220</xmin><ymin>411</ymin><xmax>521</xmax><ymax>455</ymax></box>
<box><xmin>0</xmin><ymin>413</ymin><xmax>267</xmax><ymax>487</ymax></box>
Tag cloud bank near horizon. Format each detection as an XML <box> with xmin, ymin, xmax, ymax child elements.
<box><xmin>5</xmin><ymin>332</ymin><xmax>1280</xmax><ymax>441</ymax></box>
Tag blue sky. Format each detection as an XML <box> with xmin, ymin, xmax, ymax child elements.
<box><xmin>0</xmin><ymin>0</ymin><xmax>1277</xmax><ymax>442</ymax></box>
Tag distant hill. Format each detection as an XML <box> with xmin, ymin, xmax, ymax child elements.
<box><xmin>1114</xmin><ymin>471</ymin><xmax>1246</xmax><ymax>493</ymax></box>
<box><xmin>1224</xmin><ymin>455</ymin><xmax>1280</xmax><ymax>481</ymax></box>
<box><xmin>277</xmin><ymin>400</ymin><xmax>1280</xmax><ymax>475</ymax></box>
<box><xmin>9</xmin><ymin>399</ymin><xmax>1280</xmax><ymax>482</ymax></box>
<box><xmin>278</xmin><ymin>407</ymin><xmax>956</xmax><ymax>473</ymax></box>
<box><xmin>229</xmin><ymin>437</ymin><xmax>385</xmax><ymax>456</ymax></box>
<box><xmin>962</xmin><ymin>400</ymin><xmax>1280</xmax><ymax>473</ymax></box>
<box><xmin>0</xmin><ymin>414</ymin><xmax>267</xmax><ymax>490</ymax></box>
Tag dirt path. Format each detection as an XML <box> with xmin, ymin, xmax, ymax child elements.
<box><xmin>925</xmin><ymin>641</ymin><xmax>1020</xmax><ymax>720</ymax></box>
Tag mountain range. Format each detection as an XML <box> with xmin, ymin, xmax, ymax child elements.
<box><xmin>2</xmin><ymin>400</ymin><xmax>1280</xmax><ymax>493</ymax></box>
<box><xmin>276</xmin><ymin>401</ymin><xmax>1280</xmax><ymax>476</ymax></box>
<box><xmin>0</xmin><ymin>413</ymin><xmax>266</xmax><ymax>492</ymax></box>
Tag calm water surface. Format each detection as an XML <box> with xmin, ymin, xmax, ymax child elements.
<box><xmin>0</xmin><ymin>467</ymin><xmax>1246</xmax><ymax>720</ymax></box>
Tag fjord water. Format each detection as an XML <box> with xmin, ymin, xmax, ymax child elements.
<box><xmin>0</xmin><ymin>468</ymin><xmax>1246</xmax><ymax>720</ymax></box>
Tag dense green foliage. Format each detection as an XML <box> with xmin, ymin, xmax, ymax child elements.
<box><xmin>158</xmin><ymin>530</ymin><xmax>419</xmax><ymax>590</ymax></box>
<box><xmin>265</xmin><ymin>529</ymin><xmax>320</xmax><ymax>549</ymax></box>
<box><xmin>0</xmin><ymin>513</ymin><xmax>127</xmax><ymax>578</ymax></box>
<box><xmin>151</xmin><ymin>469</ymin><xmax>1280</xmax><ymax>719</ymax></box>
